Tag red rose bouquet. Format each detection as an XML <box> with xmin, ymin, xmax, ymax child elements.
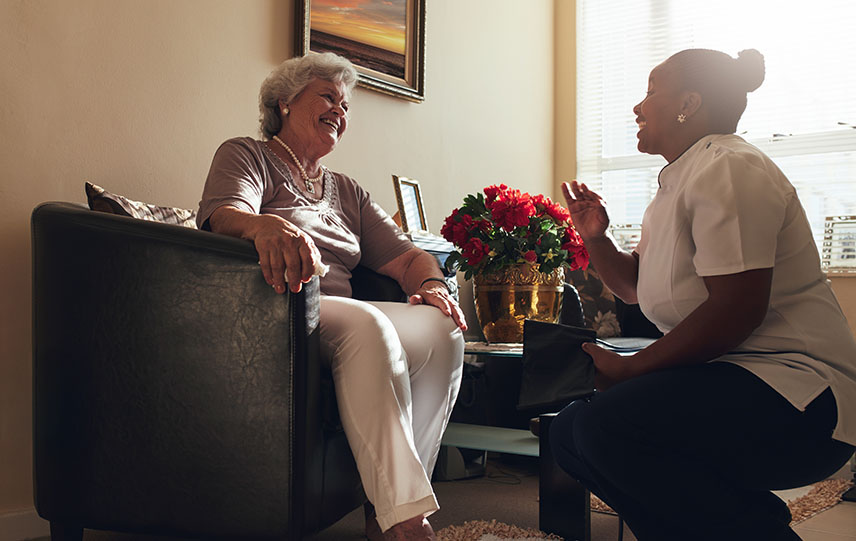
<box><xmin>441</xmin><ymin>184</ymin><xmax>589</xmax><ymax>279</ymax></box>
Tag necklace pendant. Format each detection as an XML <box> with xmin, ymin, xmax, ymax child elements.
<box><xmin>305</xmin><ymin>181</ymin><xmax>314</xmax><ymax>193</ymax></box>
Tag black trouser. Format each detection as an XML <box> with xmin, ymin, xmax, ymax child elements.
<box><xmin>549</xmin><ymin>361</ymin><xmax>855</xmax><ymax>541</ymax></box>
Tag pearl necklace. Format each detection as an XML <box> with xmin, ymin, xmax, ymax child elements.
<box><xmin>272</xmin><ymin>135</ymin><xmax>324</xmax><ymax>194</ymax></box>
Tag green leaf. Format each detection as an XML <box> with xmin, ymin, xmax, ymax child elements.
<box><xmin>444</xmin><ymin>252</ymin><xmax>463</xmax><ymax>273</ymax></box>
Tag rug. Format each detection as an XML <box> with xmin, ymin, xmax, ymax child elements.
<box><xmin>590</xmin><ymin>478</ymin><xmax>854</xmax><ymax>525</ymax></box>
<box><xmin>435</xmin><ymin>479</ymin><xmax>854</xmax><ymax>540</ymax></box>
<box><xmin>436</xmin><ymin>519</ymin><xmax>560</xmax><ymax>540</ymax></box>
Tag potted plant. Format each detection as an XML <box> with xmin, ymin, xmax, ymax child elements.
<box><xmin>441</xmin><ymin>184</ymin><xmax>589</xmax><ymax>342</ymax></box>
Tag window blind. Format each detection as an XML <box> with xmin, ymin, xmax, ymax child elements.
<box><xmin>576</xmin><ymin>0</ymin><xmax>856</xmax><ymax>250</ymax></box>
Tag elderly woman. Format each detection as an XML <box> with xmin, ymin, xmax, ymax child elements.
<box><xmin>550</xmin><ymin>49</ymin><xmax>856</xmax><ymax>541</ymax></box>
<box><xmin>197</xmin><ymin>52</ymin><xmax>466</xmax><ymax>541</ymax></box>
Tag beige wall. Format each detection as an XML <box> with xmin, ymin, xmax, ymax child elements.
<box><xmin>0</xmin><ymin>0</ymin><xmax>556</xmax><ymax>526</ymax></box>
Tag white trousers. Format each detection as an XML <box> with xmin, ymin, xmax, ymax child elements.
<box><xmin>319</xmin><ymin>297</ymin><xmax>464</xmax><ymax>532</ymax></box>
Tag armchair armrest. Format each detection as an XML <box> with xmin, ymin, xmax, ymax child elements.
<box><xmin>350</xmin><ymin>264</ymin><xmax>407</xmax><ymax>302</ymax></box>
<box><xmin>32</xmin><ymin>202</ymin><xmax>320</xmax><ymax>537</ymax></box>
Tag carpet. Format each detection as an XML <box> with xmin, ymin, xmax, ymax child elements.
<box><xmin>436</xmin><ymin>519</ymin><xmax>560</xmax><ymax>540</ymax></box>
<box><xmin>435</xmin><ymin>479</ymin><xmax>854</xmax><ymax>540</ymax></box>
<box><xmin>590</xmin><ymin>478</ymin><xmax>854</xmax><ymax>525</ymax></box>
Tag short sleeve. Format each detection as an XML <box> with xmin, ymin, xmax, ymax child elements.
<box><xmin>197</xmin><ymin>138</ymin><xmax>268</xmax><ymax>229</ymax></box>
<box><xmin>685</xmin><ymin>150</ymin><xmax>786</xmax><ymax>276</ymax></box>
<box><xmin>351</xmin><ymin>185</ymin><xmax>412</xmax><ymax>270</ymax></box>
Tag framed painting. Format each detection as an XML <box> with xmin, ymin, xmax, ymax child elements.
<box><xmin>392</xmin><ymin>175</ymin><xmax>428</xmax><ymax>234</ymax></box>
<box><xmin>296</xmin><ymin>0</ymin><xmax>426</xmax><ymax>102</ymax></box>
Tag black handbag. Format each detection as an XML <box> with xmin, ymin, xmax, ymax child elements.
<box><xmin>517</xmin><ymin>319</ymin><xmax>598</xmax><ymax>411</ymax></box>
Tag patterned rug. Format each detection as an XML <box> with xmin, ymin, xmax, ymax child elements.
<box><xmin>435</xmin><ymin>478</ymin><xmax>854</xmax><ymax>540</ymax></box>
<box><xmin>591</xmin><ymin>478</ymin><xmax>854</xmax><ymax>525</ymax></box>
<box><xmin>784</xmin><ymin>478</ymin><xmax>854</xmax><ymax>523</ymax></box>
<box><xmin>437</xmin><ymin>519</ymin><xmax>560</xmax><ymax>541</ymax></box>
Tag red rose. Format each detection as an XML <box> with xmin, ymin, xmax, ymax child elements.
<box><xmin>562</xmin><ymin>226</ymin><xmax>590</xmax><ymax>270</ymax></box>
<box><xmin>545</xmin><ymin>201</ymin><xmax>571</xmax><ymax>224</ymax></box>
<box><xmin>561</xmin><ymin>225</ymin><xmax>582</xmax><ymax>249</ymax></box>
<box><xmin>483</xmin><ymin>184</ymin><xmax>509</xmax><ymax>204</ymax></box>
<box><xmin>532</xmin><ymin>194</ymin><xmax>551</xmax><ymax>211</ymax></box>
<box><xmin>488</xmin><ymin>189</ymin><xmax>535</xmax><ymax>232</ymax></box>
<box><xmin>473</xmin><ymin>218</ymin><xmax>492</xmax><ymax>233</ymax></box>
<box><xmin>441</xmin><ymin>209</ymin><xmax>476</xmax><ymax>246</ymax></box>
<box><xmin>440</xmin><ymin>209</ymin><xmax>463</xmax><ymax>244</ymax></box>
<box><xmin>461</xmin><ymin>238</ymin><xmax>490</xmax><ymax>266</ymax></box>
<box><xmin>569</xmin><ymin>244</ymin><xmax>590</xmax><ymax>271</ymax></box>
<box><xmin>440</xmin><ymin>209</ymin><xmax>460</xmax><ymax>243</ymax></box>
<box><xmin>532</xmin><ymin>194</ymin><xmax>571</xmax><ymax>224</ymax></box>
<box><xmin>452</xmin><ymin>214</ymin><xmax>475</xmax><ymax>245</ymax></box>
<box><xmin>524</xmin><ymin>250</ymin><xmax>537</xmax><ymax>263</ymax></box>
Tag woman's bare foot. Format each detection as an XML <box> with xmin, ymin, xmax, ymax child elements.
<box><xmin>382</xmin><ymin>515</ymin><xmax>435</xmax><ymax>540</ymax></box>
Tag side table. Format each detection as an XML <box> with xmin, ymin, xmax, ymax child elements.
<box><xmin>440</xmin><ymin>341</ymin><xmax>592</xmax><ymax>541</ymax></box>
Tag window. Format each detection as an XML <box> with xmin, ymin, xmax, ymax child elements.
<box><xmin>576</xmin><ymin>0</ymin><xmax>856</xmax><ymax>250</ymax></box>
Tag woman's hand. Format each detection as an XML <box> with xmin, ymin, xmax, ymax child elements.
<box><xmin>583</xmin><ymin>342</ymin><xmax>637</xmax><ymax>391</ymax></box>
<box><xmin>249</xmin><ymin>213</ymin><xmax>322</xmax><ymax>294</ymax></box>
<box><xmin>561</xmin><ymin>181</ymin><xmax>640</xmax><ymax>303</ymax></box>
<box><xmin>408</xmin><ymin>282</ymin><xmax>468</xmax><ymax>331</ymax></box>
<box><xmin>209</xmin><ymin>206</ymin><xmax>321</xmax><ymax>294</ymax></box>
<box><xmin>562</xmin><ymin>181</ymin><xmax>611</xmax><ymax>241</ymax></box>
<box><xmin>378</xmin><ymin>248</ymin><xmax>468</xmax><ymax>331</ymax></box>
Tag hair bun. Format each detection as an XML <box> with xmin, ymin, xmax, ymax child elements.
<box><xmin>736</xmin><ymin>49</ymin><xmax>765</xmax><ymax>93</ymax></box>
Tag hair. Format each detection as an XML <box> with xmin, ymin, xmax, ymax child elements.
<box><xmin>259</xmin><ymin>52</ymin><xmax>358</xmax><ymax>139</ymax></box>
<box><xmin>664</xmin><ymin>48</ymin><xmax>765</xmax><ymax>133</ymax></box>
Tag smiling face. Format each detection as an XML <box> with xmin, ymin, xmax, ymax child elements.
<box><xmin>280</xmin><ymin>77</ymin><xmax>350</xmax><ymax>158</ymax></box>
<box><xmin>632</xmin><ymin>63</ymin><xmax>688</xmax><ymax>162</ymax></box>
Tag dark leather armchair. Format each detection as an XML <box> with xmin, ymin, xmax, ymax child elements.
<box><xmin>32</xmin><ymin>202</ymin><xmax>399</xmax><ymax>540</ymax></box>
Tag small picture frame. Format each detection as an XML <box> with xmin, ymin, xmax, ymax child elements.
<box><xmin>392</xmin><ymin>175</ymin><xmax>428</xmax><ymax>234</ymax></box>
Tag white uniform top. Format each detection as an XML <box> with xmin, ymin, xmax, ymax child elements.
<box><xmin>635</xmin><ymin>134</ymin><xmax>856</xmax><ymax>445</ymax></box>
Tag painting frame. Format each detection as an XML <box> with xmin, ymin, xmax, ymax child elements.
<box><xmin>392</xmin><ymin>175</ymin><xmax>428</xmax><ymax>234</ymax></box>
<box><xmin>296</xmin><ymin>0</ymin><xmax>426</xmax><ymax>102</ymax></box>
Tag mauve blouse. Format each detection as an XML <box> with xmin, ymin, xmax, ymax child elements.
<box><xmin>197</xmin><ymin>137</ymin><xmax>413</xmax><ymax>297</ymax></box>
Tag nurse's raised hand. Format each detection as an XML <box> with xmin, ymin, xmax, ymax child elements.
<box><xmin>562</xmin><ymin>181</ymin><xmax>611</xmax><ymax>241</ymax></box>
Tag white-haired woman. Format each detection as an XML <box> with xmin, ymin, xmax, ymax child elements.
<box><xmin>197</xmin><ymin>52</ymin><xmax>466</xmax><ymax>541</ymax></box>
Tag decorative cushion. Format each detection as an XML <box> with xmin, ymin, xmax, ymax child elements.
<box><xmin>566</xmin><ymin>265</ymin><xmax>621</xmax><ymax>338</ymax></box>
<box><xmin>85</xmin><ymin>182</ymin><xmax>197</xmax><ymax>228</ymax></box>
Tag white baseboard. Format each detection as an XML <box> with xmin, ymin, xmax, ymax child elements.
<box><xmin>0</xmin><ymin>508</ymin><xmax>50</xmax><ymax>541</ymax></box>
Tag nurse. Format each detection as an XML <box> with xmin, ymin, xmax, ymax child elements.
<box><xmin>549</xmin><ymin>48</ymin><xmax>856</xmax><ymax>541</ymax></box>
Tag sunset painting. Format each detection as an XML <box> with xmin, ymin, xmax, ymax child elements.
<box><xmin>309</xmin><ymin>0</ymin><xmax>408</xmax><ymax>80</ymax></box>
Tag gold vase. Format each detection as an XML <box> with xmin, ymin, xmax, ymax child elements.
<box><xmin>473</xmin><ymin>264</ymin><xmax>565</xmax><ymax>343</ymax></box>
